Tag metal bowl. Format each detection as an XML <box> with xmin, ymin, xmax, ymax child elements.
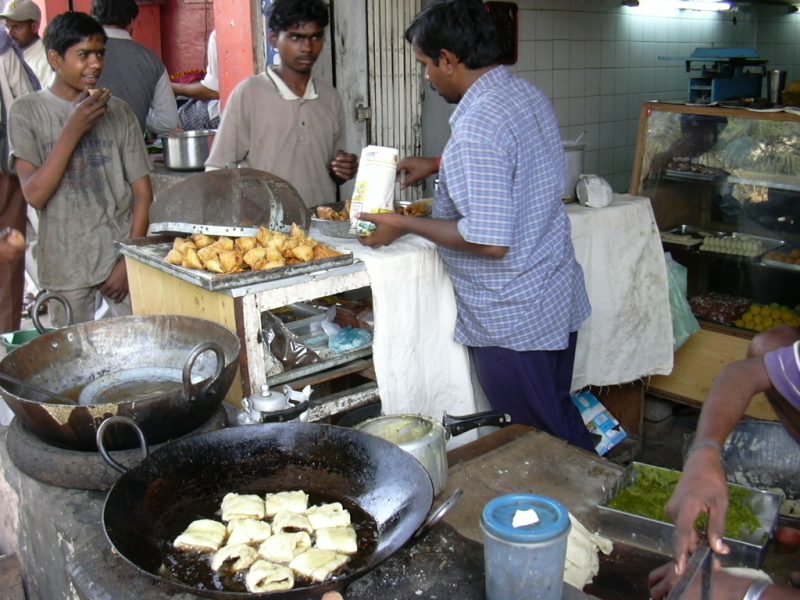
<box><xmin>309</xmin><ymin>202</ymin><xmax>357</xmax><ymax>239</ymax></box>
<box><xmin>161</xmin><ymin>129</ymin><xmax>216</xmax><ymax>171</ymax></box>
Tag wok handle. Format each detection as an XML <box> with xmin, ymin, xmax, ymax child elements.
<box><xmin>413</xmin><ymin>488</ymin><xmax>463</xmax><ymax>540</ymax></box>
<box><xmin>182</xmin><ymin>341</ymin><xmax>225</xmax><ymax>401</ymax></box>
<box><xmin>30</xmin><ymin>292</ymin><xmax>73</xmax><ymax>333</ymax></box>
<box><xmin>443</xmin><ymin>410</ymin><xmax>511</xmax><ymax>438</ymax></box>
<box><xmin>96</xmin><ymin>416</ymin><xmax>148</xmax><ymax>474</ymax></box>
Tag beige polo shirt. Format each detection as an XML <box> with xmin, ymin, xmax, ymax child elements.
<box><xmin>206</xmin><ymin>66</ymin><xmax>347</xmax><ymax>208</ymax></box>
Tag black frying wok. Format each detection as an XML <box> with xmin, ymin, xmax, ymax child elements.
<box><xmin>102</xmin><ymin>422</ymin><xmax>435</xmax><ymax>598</ymax></box>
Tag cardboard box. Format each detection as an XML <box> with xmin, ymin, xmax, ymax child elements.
<box><xmin>571</xmin><ymin>390</ymin><xmax>628</xmax><ymax>455</ymax></box>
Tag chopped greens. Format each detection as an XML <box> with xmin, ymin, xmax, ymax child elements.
<box><xmin>607</xmin><ymin>464</ymin><xmax>762</xmax><ymax>541</ymax></box>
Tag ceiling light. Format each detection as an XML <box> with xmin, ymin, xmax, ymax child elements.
<box><xmin>624</xmin><ymin>0</ymin><xmax>732</xmax><ymax>10</ymax></box>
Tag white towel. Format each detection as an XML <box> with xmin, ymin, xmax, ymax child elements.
<box><xmin>310</xmin><ymin>229</ymin><xmax>476</xmax><ymax>418</ymax></box>
<box><xmin>568</xmin><ymin>194</ymin><xmax>674</xmax><ymax>390</ymax></box>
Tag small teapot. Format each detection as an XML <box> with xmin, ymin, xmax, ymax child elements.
<box><xmin>237</xmin><ymin>383</ymin><xmax>312</xmax><ymax>425</ymax></box>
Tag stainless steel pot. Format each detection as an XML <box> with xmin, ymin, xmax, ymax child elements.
<box><xmin>161</xmin><ymin>129</ymin><xmax>216</xmax><ymax>171</ymax></box>
<box><xmin>355</xmin><ymin>411</ymin><xmax>510</xmax><ymax>495</ymax></box>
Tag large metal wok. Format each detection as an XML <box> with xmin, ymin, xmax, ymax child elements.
<box><xmin>0</xmin><ymin>315</ymin><xmax>240</xmax><ymax>450</ymax></box>
<box><xmin>101</xmin><ymin>421</ymin><xmax>435</xmax><ymax>598</ymax></box>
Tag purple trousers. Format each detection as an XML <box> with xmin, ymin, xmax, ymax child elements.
<box><xmin>471</xmin><ymin>332</ymin><xmax>596</xmax><ymax>452</ymax></box>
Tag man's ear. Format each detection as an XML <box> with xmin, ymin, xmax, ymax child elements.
<box><xmin>439</xmin><ymin>49</ymin><xmax>460</xmax><ymax>74</ymax></box>
<box><xmin>46</xmin><ymin>49</ymin><xmax>60</xmax><ymax>71</ymax></box>
<box><xmin>269</xmin><ymin>30</ymin><xmax>279</xmax><ymax>49</ymax></box>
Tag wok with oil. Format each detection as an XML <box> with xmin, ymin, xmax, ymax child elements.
<box><xmin>0</xmin><ymin>315</ymin><xmax>240</xmax><ymax>450</ymax></box>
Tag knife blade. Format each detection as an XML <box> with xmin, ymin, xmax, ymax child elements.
<box><xmin>666</xmin><ymin>538</ymin><xmax>714</xmax><ymax>600</ymax></box>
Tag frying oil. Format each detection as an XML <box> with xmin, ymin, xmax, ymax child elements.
<box><xmin>59</xmin><ymin>379</ymin><xmax>182</xmax><ymax>405</ymax></box>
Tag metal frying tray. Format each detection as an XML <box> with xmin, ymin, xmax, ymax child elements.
<box><xmin>149</xmin><ymin>168</ymin><xmax>309</xmax><ymax>236</ymax></box>
<box><xmin>597</xmin><ymin>462</ymin><xmax>781</xmax><ymax>569</ymax></box>
<box><xmin>117</xmin><ymin>236</ymin><xmax>354</xmax><ymax>291</ymax></box>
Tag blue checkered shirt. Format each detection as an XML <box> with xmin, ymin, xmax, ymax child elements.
<box><xmin>434</xmin><ymin>66</ymin><xmax>590</xmax><ymax>351</ymax></box>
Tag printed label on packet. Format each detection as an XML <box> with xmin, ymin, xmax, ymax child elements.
<box><xmin>349</xmin><ymin>145</ymin><xmax>399</xmax><ymax>236</ymax></box>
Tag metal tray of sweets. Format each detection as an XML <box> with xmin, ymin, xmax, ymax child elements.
<box><xmin>597</xmin><ymin>463</ymin><xmax>781</xmax><ymax>569</ymax></box>
<box><xmin>116</xmin><ymin>235</ymin><xmax>354</xmax><ymax>292</ymax></box>
<box><xmin>696</xmin><ymin>231</ymin><xmax>784</xmax><ymax>260</ymax></box>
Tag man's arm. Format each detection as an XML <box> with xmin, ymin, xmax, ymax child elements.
<box><xmin>127</xmin><ymin>175</ymin><xmax>153</xmax><ymax>238</ymax></box>
<box><xmin>98</xmin><ymin>175</ymin><xmax>152</xmax><ymax>302</ymax></box>
<box><xmin>329</xmin><ymin>150</ymin><xmax>358</xmax><ymax>184</ymax></box>
<box><xmin>357</xmin><ymin>212</ymin><xmax>507</xmax><ymax>258</ymax></box>
<box><xmin>15</xmin><ymin>89</ymin><xmax>112</xmax><ymax>209</ymax></box>
<box><xmin>666</xmin><ymin>354</ymin><xmax>774</xmax><ymax>575</ymax></box>
<box><xmin>146</xmin><ymin>70</ymin><xmax>179</xmax><ymax>135</ymax></box>
<box><xmin>397</xmin><ymin>156</ymin><xmax>439</xmax><ymax>187</ymax></box>
<box><xmin>0</xmin><ymin>228</ymin><xmax>24</xmax><ymax>263</ymax></box>
<box><xmin>172</xmin><ymin>81</ymin><xmax>219</xmax><ymax>102</ymax></box>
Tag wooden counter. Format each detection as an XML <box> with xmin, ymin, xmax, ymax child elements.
<box><xmin>647</xmin><ymin>327</ymin><xmax>777</xmax><ymax>421</ymax></box>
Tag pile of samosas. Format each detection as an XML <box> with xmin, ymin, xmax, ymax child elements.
<box><xmin>165</xmin><ymin>224</ymin><xmax>342</xmax><ymax>274</ymax></box>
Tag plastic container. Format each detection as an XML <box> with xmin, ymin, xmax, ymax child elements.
<box><xmin>481</xmin><ymin>494</ymin><xmax>571</xmax><ymax>600</ymax></box>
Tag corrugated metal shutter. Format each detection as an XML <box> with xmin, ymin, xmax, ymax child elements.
<box><xmin>367</xmin><ymin>0</ymin><xmax>423</xmax><ymax>201</ymax></box>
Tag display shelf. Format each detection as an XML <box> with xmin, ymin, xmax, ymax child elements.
<box><xmin>125</xmin><ymin>257</ymin><xmax>373</xmax><ymax>407</ymax></box>
<box><xmin>633</xmin><ymin>102</ymin><xmax>799</xmax><ymax>417</ymax></box>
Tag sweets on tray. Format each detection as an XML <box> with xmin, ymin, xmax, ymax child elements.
<box><xmin>689</xmin><ymin>292</ymin><xmax>751</xmax><ymax>325</ymax></box>
<box><xmin>736</xmin><ymin>303</ymin><xmax>800</xmax><ymax>332</ymax></box>
<box><xmin>699</xmin><ymin>235</ymin><xmax>765</xmax><ymax>257</ymax></box>
<box><xmin>763</xmin><ymin>248</ymin><xmax>800</xmax><ymax>265</ymax></box>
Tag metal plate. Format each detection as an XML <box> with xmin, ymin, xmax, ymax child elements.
<box><xmin>309</xmin><ymin>203</ymin><xmax>357</xmax><ymax>239</ymax></box>
<box><xmin>597</xmin><ymin>463</ymin><xmax>781</xmax><ymax>569</ymax></box>
<box><xmin>762</xmin><ymin>257</ymin><xmax>800</xmax><ymax>272</ymax></box>
<box><xmin>664</xmin><ymin>225</ymin><xmax>724</xmax><ymax>238</ymax></box>
<box><xmin>698</xmin><ymin>232</ymin><xmax>784</xmax><ymax>260</ymax></box>
<box><xmin>116</xmin><ymin>236</ymin><xmax>354</xmax><ymax>291</ymax></box>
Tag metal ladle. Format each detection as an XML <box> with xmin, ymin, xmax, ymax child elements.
<box><xmin>0</xmin><ymin>371</ymin><xmax>78</xmax><ymax>405</ymax></box>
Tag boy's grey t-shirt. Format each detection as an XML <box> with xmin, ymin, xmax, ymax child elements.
<box><xmin>8</xmin><ymin>89</ymin><xmax>151</xmax><ymax>290</ymax></box>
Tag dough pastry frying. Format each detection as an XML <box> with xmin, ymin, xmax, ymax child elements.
<box><xmin>173</xmin><ymin>519</ymin><xmax>227</xmax><ymax>552</ymax></box>
<box><xmin>306</xmin><ymin>502</ymin><xmax>351</xmax><ymax>530</ymax></box>
<box><xmin>226</xmin><ymin>518</ymin><xmax>272</xmax><ymax>546</ymax></box>
<box><xmin>289</xmin><ymin>548</ymin><xmax>349</xmax><ymax>582</ymax></box>
<box><xmin>272</xmin><ymin>511</ymin><xmax>313</xmax><ymax>535</ymax></box>
<box><xmin>245</xmin><ymin>560</ymin><xmax>295</xmax><ymax>593</ymax></box>
<box><xmin>257</xmin><ymin>531</ymin><xmax>311</xmax><ymax>564</ymax></box>
<box><xmin>221</xmin><ymin>492</ymin><xmax>265</xmax><ymax>521</ymax></box>
<box><xmin>314</xmin><ymin>526</ymin><xmax>357</xmax><ymax>555</ymax></box>
<box><xmin>265</xmin><ymin>490</ymin><xmax>309</xmax><ymax>517</ymax></box>
<box><xmin>210</xmin><ymin>543</ymin><xmax>258</xmax><ymax>573</ymax></box>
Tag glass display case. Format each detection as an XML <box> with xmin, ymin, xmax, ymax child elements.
<box><xmin>632</xmin><ymin>102</ymin><xmax>800</xmax><ymax>335</ymax></box>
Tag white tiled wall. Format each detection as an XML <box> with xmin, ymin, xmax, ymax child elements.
<box><xmin>420</xmin><ymin>1</ymin><xmax>800</xmax><ymax>192</ymax></box>
<box><xmin>508</xmin><ymin>1</ymin><xmax>800</xmax><ymax>191</ymax></box>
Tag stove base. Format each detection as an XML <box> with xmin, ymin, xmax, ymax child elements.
<box><xmin>6</xmin><ymin>405</ymin><xmax>228</xmax><ymax>490</ymax></box>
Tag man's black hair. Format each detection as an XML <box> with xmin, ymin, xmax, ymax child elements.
<box><xmin>405</xmin><ymin>0</ymin><xmax>500</xmax><ymax>69</ymax></box>
<box><xmin>267</xmin><ymin>0</ymin><xmax>329</xmax><ymax>33</ymax></box>
<box><xmin>92</xmin><ymin>0</ymin><xmax>139</xmax><ymax>28</ymax></box>
<box><xmin>44</xmin><ymin>11</ymin><xmax>107</xmax><ymax>56</ymax></box>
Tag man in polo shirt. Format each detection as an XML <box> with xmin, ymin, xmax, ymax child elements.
<box><xmin>358</xmin><ymin>0</ymin><xmax>595</xmax><ymax>450</ymax></box>
<box><xmin>0</xmin><ymin>0</ymin><xmax>49</xmax><ymax>86</ymax></box>
<box><xmin>205</xmin><ymin>0</ymin><xmax>357</xmax><ymax>208</ymax></box>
